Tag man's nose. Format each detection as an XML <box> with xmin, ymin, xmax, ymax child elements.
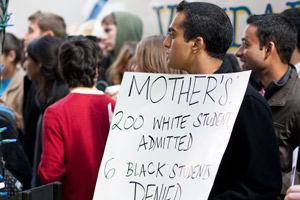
<box><xmin>22</xmin><ymin>33</ymin><xmax>28</xmax><ymax>42</ymax></box>
<box><xmin>235</xmin><ymin>45</ymin><xmax>243</xmax><ymax>57</ymax></box>
<box><xmin>163</xmin><ymin>35</ymin><xmax>170</xmax><ymax>48</ymax></box>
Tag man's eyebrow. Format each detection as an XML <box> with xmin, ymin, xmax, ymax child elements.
<box><xmin>168</xmin><ymin>27</ymin><xmax>175</xmax><ymax>33</ymax></box>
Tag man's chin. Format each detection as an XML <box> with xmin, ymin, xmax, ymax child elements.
<box><xmin>242</xmin><ymin>65</ymin><xmax>249</xmax><ymax>71</ymax></box>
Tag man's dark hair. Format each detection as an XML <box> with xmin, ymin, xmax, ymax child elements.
<box><xmin>281</xmin><ymin>8</ymin><xmax>300</xmax><ymax>50</ymax></box>
<box><xmin>59</xmin><ymin>36</ymin><xmax>102</xmax><ymax>88</ymax></box>
<box><xmin>176</xmin><ymin>1</ymin><xmax>233</xmax><ymax>59</ymax></box>
<box><xmin>29</xmin><ymin>11</ymin><xmax>66</xmax><ymax>41</ymax></box>
<box><xmin>247</xmin><ymin>14</ymin><xmax>297</xmax><ymax>64</ymax></box>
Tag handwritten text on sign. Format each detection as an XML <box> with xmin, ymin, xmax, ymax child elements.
<box><xmin>94</xmin><ymin>71</ymin><xmax>250</xmax><ymax>200</ymax></box>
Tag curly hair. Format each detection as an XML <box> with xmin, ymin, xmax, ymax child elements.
<box><xmin>59</xmin><ymin>36</ymin><xmax>103</xmax><ymax>88</ymax></box>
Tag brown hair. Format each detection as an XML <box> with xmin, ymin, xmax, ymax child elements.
<box><xmin>101</xmin><ymin>13</ymin><xmax>116</xmax><ymax>25</ymax></box>
<box><xmin>29</xmin><ymin>11</ymin><xmax>66</xmax><ymax>41</ymax></box>
<box><xmin>3</xmin><ymin>33</ymin><xmax>23</xmax><ymax>65</ymax></box>
<box><xmin>107</xmin><ymin>41</ymin><xmax>137</xmax><ymax>85</ymax></box>
<box><xmin>135</xmin><ymin>35</ymin><xmax>185</xmax><ymax>74</ymax></box>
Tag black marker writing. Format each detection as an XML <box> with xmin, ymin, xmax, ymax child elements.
<box><xmin>169</xmin><ymin>164</ymin><xmax>211</xmax><ymax>180</ymax></box>
<box><xmin>137</xmin><ymin>133</ymin><xmax>193</xmax><ymax>151</ymax></box>
<box><xmin>127</xmin><ymin>74</ymin><xmax>234</xmax><ymax>106</ymax></box>
<box><xmin>153</xmin><ymin>115</ymin><xmax>191</xmax><ymax>131</ymax></box>
<box><xmin>130</xmin><ymin>181</ymin><xmax>182</xmax><ymax>200</ymax></box>
<box><xmin>193</xmin><ymin>112</ymin><xmax>234</xmax><ymax>127</ymax></box>
<box><xmin>126</xmin><ymin>162</ymin><xmax>165</xmax><ymax>178</ymax></box>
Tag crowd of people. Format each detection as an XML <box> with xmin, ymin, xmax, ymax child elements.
<box><xmin>0</xmin><ymin>0</ymin><xmax>300</xmax><ymax>199</ymax></box>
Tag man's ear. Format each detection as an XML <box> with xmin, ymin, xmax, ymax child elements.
<box><xmin>264</xmin><ymin>41</ymin><xmax>275</xmax><ymax>59</ymax></box>
<box><xmin>41</xmin><ymin>30</ymin><xmax>55</xmax><ymax>37</ymax></box>
<box><xmin>192</xmin><ymin>37</ymin><xmax>204</xmax><ymax>53</ymax></box>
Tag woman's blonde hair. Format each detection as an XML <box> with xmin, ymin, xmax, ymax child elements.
<box><xmin>135</xmin><ymin>35</ymin><xmax>184</xmax><ymax>74</ymax></box>
<box><xmin>107</xmin><ymin>41</ymin><xmax>138</xmax><ymax>85</ymax></box>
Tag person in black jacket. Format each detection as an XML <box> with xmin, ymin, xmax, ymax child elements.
<box><xmin>0</xmin><ymin>101</ymin><xmax>31</xmax><ymax>197</ymax></box>
<box><xmin>163</xmin><ymin>1</ymin><xmax>282</xmax><ymax>199</ymax></box>
<box><xmin>23</xmin><ymin>36</ymin><xmax>69</xmax><ymax>187</ymax></box>
<box><xmin>235</xmin><ymin>14</ymin><xmax>300</xmax><ymax>200</ymax></box>
<box><xmin>22</xmin><ymin>10</ymin><xmax>67</xmax><ymax>170</ymax></box>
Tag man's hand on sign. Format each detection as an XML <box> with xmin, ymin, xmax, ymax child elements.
<box><xmin>285</xmin><ymin>185</ymin><xmax>300</xmax><ymax>200</ymax></box>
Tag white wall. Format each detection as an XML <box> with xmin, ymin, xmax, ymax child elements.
<box><xmin>7</xmin><ymin>0</ymin><xmax>300</xmax><ymax>47</ymax></box>
<box><xmin>8</xmin><ymin>0</ymin><xmax>88</xmax><ymax>39</ymax></box>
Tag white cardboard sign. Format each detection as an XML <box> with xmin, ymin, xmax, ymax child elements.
<box><xmin>94</xmin><ymin>71</ymin><xmax>251</xmax><ymax>200</ymax></box>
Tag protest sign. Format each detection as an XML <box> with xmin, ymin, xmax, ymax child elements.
<box><xmin>94</xmin><ymin>71</ymin><xmax>251</xmax><ymax>200</ymax></box>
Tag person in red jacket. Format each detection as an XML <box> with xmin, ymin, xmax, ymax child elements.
<box><xmin>38</xmin><ymin>36</ymin><xmax>115</xmax><ymax>200</ymax></box>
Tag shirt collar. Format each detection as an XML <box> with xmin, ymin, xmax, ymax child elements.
<box><xmin>264</xmin><ymin>66</ymin><xmax>292</xmax><ymax>100</ymax></box>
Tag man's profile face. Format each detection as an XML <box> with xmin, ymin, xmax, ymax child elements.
<box><xmin>235</xmin><ymin>24</ymin><xmax>266</xmax><ymax>76</ymax></box>
<box><xmin>101</xmin><ymin>23</ymin><xmax>117</xmax><ymax>52</ymax></box>
<box><xmin>163</xmin><ymin>12</ymin><xmax>193</xmax><ymax>72</ymax></box>
<box><xmin>22</xmin><ymin>20</ymin><xmax>42</xmax><ymax>49</ymax></box>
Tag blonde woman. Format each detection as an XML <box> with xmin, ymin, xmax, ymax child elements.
<box><xmin>105</xmin><ymin>41</ymin><xmax>138</xmax><ymax>100</ymax></box>
<box><xmin>133</xmin><ymin>35</ymin><xmax>185</xmax><ymax>74</ymax></box>
<box><xmin>106</xmin><ymin>41</ymin><xmax>138</xmax><ymax>85</ymax></box>
<box><xmin>107</xmin><ymin>35</ymin><xmax>185</xmax><ymax>100</ymax></box>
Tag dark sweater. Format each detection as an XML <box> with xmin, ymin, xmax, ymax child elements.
<box><xmin>208</xmin><ymin>59</ymin><xmax>282</xmax><ymax>199</ymax></box>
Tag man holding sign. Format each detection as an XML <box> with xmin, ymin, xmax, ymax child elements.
<box><xmin>163</xmin><ymin>1</ymin><xmax>282</xmax><ymax>199</ymax></box>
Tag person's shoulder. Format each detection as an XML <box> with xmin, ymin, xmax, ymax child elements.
<box><xmin>15</xmin><ymin>66</ymin><xmax>26</xmax><ymax>77</ymax></box>
<box><xmin>242</xmin><ymin>84</ymin><xmax>270</xmax><ymax>111</ymax></box>
<box><xmin>102</xmin><ymin>93</ymin><xmax>116</xmax><ymax>102</ymax></box>
<box><xmin>70</xmin><ymin>92</ymin><xmax>115</xmax><ymax>104</ymax></box>
<box><xmin>89</xmin><ymin>93</ymin><xmax>116</xmax><ymax>107</ymax></box>
<box><xmin>277</xmin><ymin>71</ymin><xmax>300</xmax><ymax>107</ymax></box>
<box><xmin>10</xmin><ymin>67</ymin><xmax>26</xmax><ymax>85</ymax></box>
<box><xmin>283</xmin><ymin>78</ymin><xmax>300</xmax><ymax>110</ymax></box>
<box><xmin>54</xmin><ymin>81</ymin><xmax>69</xmax><ymax>95</ymax></box>
<box><xmin>294</xmin><ymin>77</ymin><xmax>300</xmax><ymax>91</ymax></box>
<box><xmin>46</xmin><ymin>93</ymin><xmax>72</xmax><ymax>110</ymax></box>
<box><xmin>244</xmin><ymin>84</ymin><xmax>265</xmax><ymax>101</ymax></box>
